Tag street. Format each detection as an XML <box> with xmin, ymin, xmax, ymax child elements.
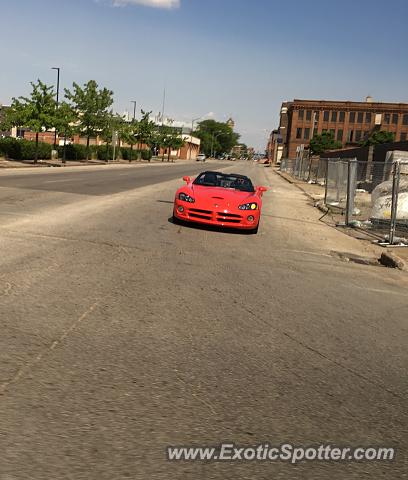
<box><xmin>0</xmin><ymin>161</ymin><xmax>407</xmax><ymax>479</ymax></box>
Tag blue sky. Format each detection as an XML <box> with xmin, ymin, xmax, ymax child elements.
<box><xmin>1</xmin><ymin>0</ymin><xmax>407</xmax><ymax>150</ymax></box>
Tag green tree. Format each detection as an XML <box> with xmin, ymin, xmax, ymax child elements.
<box><xmin>65</xmin><ymin>80</ymin><xmax>113</xmax><ymax>160</ymax></box>
<box><xmin>53</xmin><ymin>101</ymin><xmax>77</xmax><ymax>163</ymax></box>
<box><xmin>2</xmin><ymin>80</ymin><xmax>56</xmax><ymax>163</ymax></box>
<box><xmin>194</xmin><ymin>119</ymin><xmax>240</xmax><ymax>157</ymax></box>
<box><xmin>309</xmin><ymin>131</ymin><xmax>342</xmax><ymax>155</ymax></box>
<box><xmin>136</xmin><ymin>110</ymin><xmax>156</xmax><ymax>161</ymax></box>
<box><xmin>361</xmin><ymin>130</ymin><xmax>395</xmax><ymax>146</ymax></box>
<box><xmin>118</xmin><ymin>119</ymin><xmax>139</xmax><ymax>161</ymax></box>
<box><xmin>160</xmin><ymin>126</ymin><xmax>185</xmax><ymax>162</ymax></box>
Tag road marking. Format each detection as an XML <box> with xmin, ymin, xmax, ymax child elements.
<box><xmin>42</xmin><ymin>179</ymin><xmax>73</xmax><ymax>183</ymax></box>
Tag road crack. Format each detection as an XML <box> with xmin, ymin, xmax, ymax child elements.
<box><xmin>0</xmin><ymin>301</ymin><xmax>99</xmax><ymax>396</ymax></box>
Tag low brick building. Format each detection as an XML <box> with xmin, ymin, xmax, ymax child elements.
<box><xmin>272</xmin><ymin>97</ymin><xmax>408</xmax><ymax>159</ymax></box>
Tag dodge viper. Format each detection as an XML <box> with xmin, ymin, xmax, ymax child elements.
<box><xmin>173</xmin><ymin>171</ymin><xmax>267</xmax><ymax>233</ymax></box>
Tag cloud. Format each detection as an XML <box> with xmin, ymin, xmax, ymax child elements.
<box><xmin>111</xmin><ymin>0</ymin><xmax>180</xmax><ymax>8</ymax></box>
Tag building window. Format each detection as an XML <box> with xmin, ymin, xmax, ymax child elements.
<box><xmin>306</xmin><ymin>110</ymin><xmax>312</xmax><ymax>121</ymax></box>
<box><xmin>304</xmin><ymin>128</ymin><xmax>310</xmax><ymax>140</ymax></box>
<box><xmin>298</xmin><ymin>110</ymin><xmax>304</xmax><ymax>120</ymax></box>
<box><xmin>384</xmin><ymin>113</ymin><xmax>390</xmax><ymax>124</ymax></box>
<box><xmin>331</xmin><ymin>111</ymin><xmax>337</xmax><ymax>122</ymax></box>
<box><xmin>355</xmin><ymin>130</ymin><xmax>362</xmax><ymax>142</ymax></box>
<box><xmin>365</xmin><ymin>113</ymin><xmax>372</xmax><ymax>123</ymax></box>
<box><xmin>349</xmin><ymin>112</ymin><xmax>356</xmax><ymax>123</ymax></box>
<box><xmin>392</xmin><ymin>113</ymin><xmax>399</xmax><ymax>124</ymax></box>
<box><xmin>400</xmin><ymin>133</ymin><xmax>407</xmax><ymax>141</ymax></box>
<box><xmin>339</xmin><ymin>111</ymin><xmax>345</xmax><ymax>122</ymax></box>
<box><xmin>403</xmin><ymin>114</ymin><xmax>408</xmax><ymax>125</ymax></box>
<box><xmin>337</xmin><ymin>129</ymin><xmax>343</xmax><ymax>141</ymax></box>
<box><xmin>296</xmin><ymin>128</ymin><xmax>302</xmax><ymax>139</ymax></box>
<box><xmin>347</xmin><ymin>130</ymin><xmax>354</xmax><ymax>142</ymax></box>
<box><xmin>357</xmin><ymin>112</ymin><xmax>364</xmax><ymax>123</ymax></box>
<box><xmin>323</xmin><ymin>111</ymin><xmax>329</xmax><ymax>122</ymax></box>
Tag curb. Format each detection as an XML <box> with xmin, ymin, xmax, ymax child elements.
<box><xmin>274</xmin><ymin>169</ymin><xmax>323</xmax><ymax>203</ymax></box>
<box><xmin>379</xmin><ymin>252</ymin><xmax>407</xmax><ymax>271</ymax></box>
<box><xmin>274</xmin><ymin>169</ymin><xmax>295</xmax><ymax>184</ymax></box>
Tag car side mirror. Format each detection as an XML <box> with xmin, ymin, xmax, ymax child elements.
<box><xmin>183</xmin><ymin>176</ymin><xmax>191</xmax><ymax>183</ymax></box>
<box><xmin>256</xmin><ymin>186</ymin><xmax>267</xmax><ymax>196</ymax></box>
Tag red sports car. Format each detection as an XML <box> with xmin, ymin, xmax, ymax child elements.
<box><xmin>173</xmin><ymin>171</ymin><xmax>267</xmax><ymax>233</ymax></box>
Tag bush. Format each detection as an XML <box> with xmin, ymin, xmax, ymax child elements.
<box><xmin>96</xmin><ymin>145</ymin><xmax>117</xmax><ymax>161</ymax></box>
<box><xmin>0</xmin><ymin>137</ymin><xmax>21</xmax><ymax>159</ymax></box>
<box><xmin>121</xmin><ymin>147</ymin><xmax>138</xmax><ymax>161</ymax></box>
<box><xmin>0</xmin><ymin>137</ymin><xmax>51</xmax><ymax>160</ymax></box>
<box><xmin>58</xmin><ymin>143</ymin><xmax>88</xmax><ymax>161</ymax></box>
<box><xmin>20</xmin><ymin>140</ymin><xmax>52</xmax><ymax>160</ymax></box>
<box><xmin>141</xmin><ymin>149</ymin><xmax>152</xmax><ymax>161</ymax></box>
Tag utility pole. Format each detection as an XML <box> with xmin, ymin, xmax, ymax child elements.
<box><xmin>51</xmin><ymin>67</ymin><xmax>60</xmax><ymax>151</ymax></box>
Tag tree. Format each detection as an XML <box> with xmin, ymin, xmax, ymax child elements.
<box><xmin>99</xmin><ymin>112</ymin><xmax>124</xmax><ymax>161</ymax></box>
<box><xmin>159</xmin><ymin>126</ymin><xmax>185</xmax><ymax>162</ymax></box>
<box><xmin>361</xmin><ymin>130</ymin><xmax>395</xmax><ymax>146</ymax></box>
<box><xmin>53</xmin><ymin>101</ymin><xmax>77</xmax><ymax>163</ymax></box>
<box><xmin>136</xmin><ymin>110</ymin><xmax>156</xmax><ymax>161</ymax></box>
<box><xmin>2</xmin><ymin>80</ymin><xmax>56</xmax><ymax>163</ymax></box>
<box><xmin>194</xmin><ymin>119</ymin><xmax>240</xmax><ymax>157</ymax></box>
<box><xmin>309</xmin><ymin>131</ymin><xmax>342</xmax><ymax>155</ymax></box>
<box><xmin>64</xmin><ymin>80</ymin><xmax>113</xmax><ymax>160</ymax></box>
<box><xmin>118</xmin><ymin>119</ymin><xmax>139</xmax><ymax>161</ymax></box>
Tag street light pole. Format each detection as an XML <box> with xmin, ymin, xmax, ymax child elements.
<box><xmin>189</xmin><ymin>116</ymin><xmax>201</xmax><ymax>160</ymax></box>
<box><xmin>51</xmin><ymin>67</ymin><xmax>60</xmax><ymax>151</ymax></box>
<box><xmin>211</xmin><ymin>131</ymin><xmax>223</xmax><ymax>159</ymax></box>
<box><xmin>130</xmin><ymin>101</ymin><xmax>137</xmax><ymax>161</ymax></box>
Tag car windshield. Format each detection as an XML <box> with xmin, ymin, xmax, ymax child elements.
<box><xmin>193</xmin><ymin>172</ymin><xmax>255</xmax><ymax>192</ymax></box>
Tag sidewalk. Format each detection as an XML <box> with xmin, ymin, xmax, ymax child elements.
<box><xmin>0</xmin><ymin>156</ymin><xmax>203</xmax><ymax>169</ymax></box>
<box><xmin>270</xmin><ymin>167</ymin><xmax>408</xmax><ymax>271</ymax></box>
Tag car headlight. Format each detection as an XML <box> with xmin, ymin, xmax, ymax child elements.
<box><xmin>179</xmin><ymin>192</ymin><xmax>195</xmax><ymax>203</ymax></box>
<box><xmin>238</xmin><ymin>202</ymin><xmax>258</xmax><ymax>210</ymax></box>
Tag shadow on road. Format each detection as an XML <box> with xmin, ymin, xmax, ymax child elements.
<box><xmin>167</xmin><ymin>217</ymin><xmax>255</xmax><ymax>235</ymax></box>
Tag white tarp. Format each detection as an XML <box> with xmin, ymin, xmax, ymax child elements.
<box><xmin>371</xmin><ymin>177</ymin><xmax>408</xmax><ymax>220</ymax></box>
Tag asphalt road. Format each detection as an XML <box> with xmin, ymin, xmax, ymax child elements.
<box><xmin>0</xmin><ymin>161</ymin><xmax>407</xmax><ymax>479</ymax></box>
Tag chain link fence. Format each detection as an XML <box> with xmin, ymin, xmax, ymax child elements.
<box><xmin>279</xmin><ymin>154</ymin><xmax>408</xmax><ymax>245</ymax></box>
<box><xmin>280</xmin><ymin>157</ymin><xmax>327</xmax><ymax>184</ymax></box>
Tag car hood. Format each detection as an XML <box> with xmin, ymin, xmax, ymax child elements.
<box><xmin>190</xmin><ymin>185</ymin><xmax>257</xmax><ymax>207</ymax></box>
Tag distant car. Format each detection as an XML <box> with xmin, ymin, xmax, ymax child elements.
<box><xmin>173</xmin><ymin>171</ymin><xmax>267</xmax><ymax>233</ymax></box>
<box><xmin>196</xmin><ymin>154</ymin><xmax>206</xmax><ymax>162</ymax></box>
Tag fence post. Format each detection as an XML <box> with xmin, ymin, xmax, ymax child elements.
<box><xmin>324</xmin><ymin>158</ymin><xmax>329</xmax><ymax>205</ymax></box>
<box><xmin>389</xmin><ymin>160</ymin><xmax>401</xmax><ymax>245</ymax></box>
<box><xmin>345</xmin><ymin>158</ymin><xmax>357</xmax><ymax>226</ymax></box>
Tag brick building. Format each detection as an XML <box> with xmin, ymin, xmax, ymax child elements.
<box><xmin>272</xmin><ymin>97</ymin><xmax>408</xmax><ymax>159</ymax></box>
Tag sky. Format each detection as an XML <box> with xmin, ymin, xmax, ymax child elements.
<box><xmin>1</xmin><ymin>0</ymin><xmax>408</xmax><ymax>150</ymax></box>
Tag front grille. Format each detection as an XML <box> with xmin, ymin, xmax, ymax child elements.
<box><xmin>216</xmin><ymin>217</ymin><xmax>241</xmax><ymax>223</ymax></box>
<box><xmin>188</xmin><ymin>208</ymin><xmax>244</xmax><ymax>224</ymax></box>
<box><xmin>190</xmin><ymin>208</ymin><xmax>212</xmax><ymax>214</ymax></box>
<box><xmin>190</xmin><ymin>213</ymin><xmax>212</xmax><ymax>220</ymax></box>
<box><xmin>217</xmin><ymin>212</ymin><xmax>241</xmax><ymax>218</ymax></box>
